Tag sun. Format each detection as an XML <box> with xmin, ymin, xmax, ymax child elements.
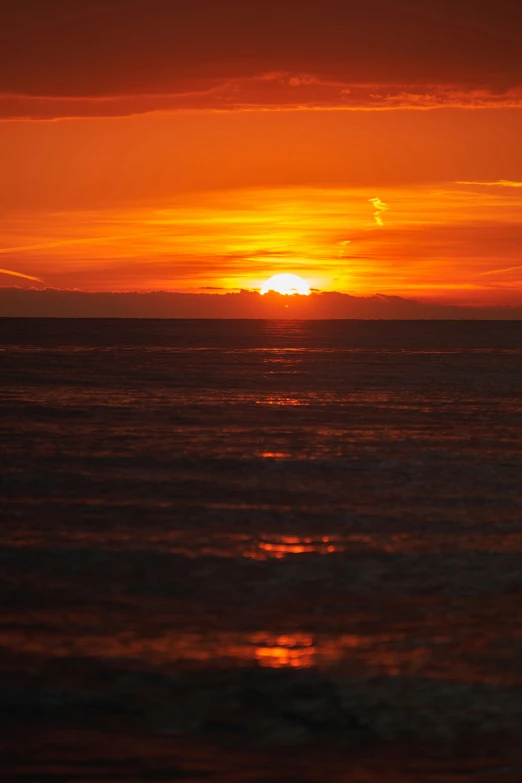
<box><xmin>260</xmin><ymin>273</ymin><xmax>311</xmax><ymax>296</ymax></box>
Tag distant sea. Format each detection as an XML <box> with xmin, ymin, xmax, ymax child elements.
<box><xmin>2</xmin><ymin>319</ymin><xmax>522</xmax><ymax>782</ymax></box>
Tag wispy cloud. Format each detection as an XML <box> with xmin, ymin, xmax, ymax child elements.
<box><xmin>369</xmin><ymin>197</ymin><xmax>389</xmax><ymax>226</ymax></box>
<box><xmin>5</xmin><ymin>83</ymin><xmax>522</xmax><ymax>121</ymax></box>
<box><xmin>0</xmin><ymin>267</ymin><xmax>43</xmax><ymax>282</ymax></box>
<box><xmin>337</xmin><ymin>239</ymin><xmax>351</xmax><ymax>257</ymax></box>
<box><xmin>457</xmin><ymin>180</ymin><xmax>522</xmax><ymax>188</ymax></box>
<box><xmin>0</xmin><ymin>235</ymin><xmax>138</xmax><ymax>255</ymax></box>
<box><xmin>475</xmin><ymin>265</ymin><xmax>522</xmax><ymax>277</ymax></box>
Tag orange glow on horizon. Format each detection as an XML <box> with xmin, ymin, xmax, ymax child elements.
<box><xmin>2</xmin><ymin>108</ymin><xmax>522</xmax><ymax>305</ymax></box>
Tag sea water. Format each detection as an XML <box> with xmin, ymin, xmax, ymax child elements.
<box><xmin>2</xmin><ymin>319</ymin><xmax>522</xmax><ymax>781</ymax></box>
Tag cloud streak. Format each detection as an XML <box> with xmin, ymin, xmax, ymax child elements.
<box><xmin>458</xmin><ymin>180</ymin><xmax>522</xmax><ymax>188</ymax></box>
<box><xmin>0</xmin><ymin>235</ymin><xmax>145</xmax><ymax>255</ymax></box>
<box><xmin>0</xmin><ymin>268</ymin><xmax>43</xmax><ymax>283</ymax></box>
<box><xmin>4</xmin><ymin>83</ymin><xmax>522</xmax><ymax>120</ymax></box>
<box><xmin>369</xmin><ymin>197</ymin><xmax>389</xmax><ymax>226</ymax></box>
<box><xmin>475</xmin><ymin>265</ymin><xmax>522</xmax><ymax>277</ymax></box>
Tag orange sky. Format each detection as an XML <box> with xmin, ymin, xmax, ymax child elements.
<box><xmin>1</xmin><ymin>2</ymin><xmax>522</xmax><ymax>305</ymax></box>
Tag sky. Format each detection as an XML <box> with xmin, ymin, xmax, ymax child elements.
<box><xmin>2</xmin><ymin>0</ymin><xmax>522</xmax><ymax>309</ymax></box>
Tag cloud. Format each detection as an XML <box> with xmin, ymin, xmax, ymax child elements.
<box><xmin>475</xmin><ymin>265</ymin><xmax>522</xmax><ymax>277</ymax></box>
<box><xmin>3</xmin><ymin>2</ymin><xmax>522</xmax><ymax>118</ymax></box>
<box><xmin>1</xmin><ymin>287</ymin><xmax>521</xmax><ymax>320</ymax></box>
<box><xmin>369</xmin><ymin>197</ymin><xmax>389</xmax><ymax>226</ymax></box>
<box><xmin>457</xmin><ymin>180</ymin><xmax>522</xmax><ymax>188</ymax></box>
<box><xmin>4</xmin><ymin>83</ymin><xmax>522</xmax><ymax>120</ymax></box>
<box><xmin>0</xmin><ymin>235</ymin><xmax>142</xmax><ymax>255</ymax></box>
<box><xmin>288</xmin><ymin>76</ymin><xmax>317</xmax><ymax>87</ymax></box>
<box><xmin>0</xmin><ymin>268</ymin><xmax>43</xmax><ymax>283</ymax></box>
<box><xmin>338</xmin><ymin>239</ymin><xmax>351</xmax><ymax>257</ymax></box>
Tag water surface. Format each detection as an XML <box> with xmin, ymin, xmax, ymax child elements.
<box><xmin>2</xmin><ymin>319</ymin><xmax>522</xmax><ymax>781</ymax></box>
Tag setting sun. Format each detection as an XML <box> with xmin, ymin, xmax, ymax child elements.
<box><xmin>260</xmin><ymin>273</ymin><xmax>311</xmax><ymax>296</ymax></box>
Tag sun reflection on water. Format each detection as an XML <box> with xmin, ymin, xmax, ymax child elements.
<box><xmin>252</xmin><ymin>632</ymin><xmax>316</xmax><ymax>668</ymax></box>
<box><xmin>246</xmin><ymin>536</ymin><xmax>341</xmax><ymax>560</ymax></box>
<box><xmin>1</xmin><ymin>617</ymin><xmax>516</xmax><ymax>683</ymax></box>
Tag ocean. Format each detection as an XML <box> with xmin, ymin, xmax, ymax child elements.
<box><xmin>1</xmin><ymin>318</ymin><xmax>522</xmax><ymax>782</ymax></box>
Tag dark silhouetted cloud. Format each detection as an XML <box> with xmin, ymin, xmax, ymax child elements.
<box><xmin>2</xmin><ymin>1</ymin><xmax>522</xmax><ymax>117</ymax></box>
<box><xmin>2</xmin><ymin>287</ymin><xmax>521</xmax><ymax>319</ymax></box>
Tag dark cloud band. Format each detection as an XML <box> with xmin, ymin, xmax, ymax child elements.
<box><xmin>2</xmin><ymin>1</ymin><xmax>522</xmax><ymax>118</ymax></box>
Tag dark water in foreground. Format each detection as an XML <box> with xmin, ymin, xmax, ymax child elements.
<box><xmin>1</xmin><ymin>319</ymin><xmax>522</xmax><ymax>782</ymax></box>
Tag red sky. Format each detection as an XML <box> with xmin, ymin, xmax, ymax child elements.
<box><xmin>1</xmin><ymin>1</ymin><xmax>522</xmax><ymax>307</ymax></box>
